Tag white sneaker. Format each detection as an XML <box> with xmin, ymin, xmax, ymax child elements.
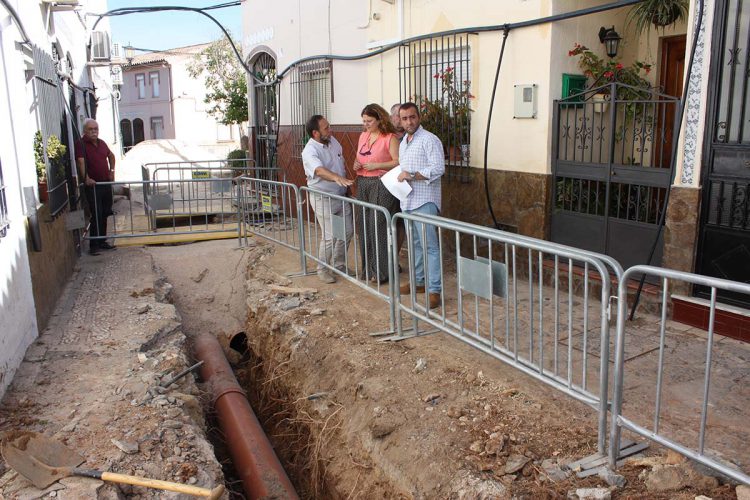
<box><xmin>317</xmin><ymin>271</ymin><xmax>336</xmax><ymax>284</ymax></box>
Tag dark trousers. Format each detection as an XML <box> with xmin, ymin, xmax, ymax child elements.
<box><xmin>85</xmin><ymin>184</ymin><xmax>113</xmax><ymax>248</ymax></box>
<box><xmin>355</xmin><ymin>176</ymin><xmax>400</xmax><ymax>282</ymax></box>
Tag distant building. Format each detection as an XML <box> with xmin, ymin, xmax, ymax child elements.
<box><xmin>117</xmin><ymin>43</ymin><xmax>245</xmax><ymax>158</ymax></box>
<box><xmin>0</xmin><ymin>0</ymin><xmax>117</xmax><ymax>398</ymax></box>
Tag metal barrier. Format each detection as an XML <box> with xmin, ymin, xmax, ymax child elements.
<box><xmin>391</xmin><ymin>212</ymin><xmax>614</xmax><ymax>456</ymax></box>
<box><xmin>82</xmin><ymin>178</ymin><xmax>241</xmax><ymax>243</ymax></box>
<box><xmin>142</xmin><ymin>159</ymin><xmax>261</xmax><ymax>181</ymax></box>
<box><xmin>236</xmin><ymin>176</ymin><xmax>306</xmax><ymax>272</ymax></box>
<box><xmin>299</xmin><ymin>186</ymin><xmax>396</xmax><ymax>333</ymax></box>
<box><xmin>609</xmin><ymin>265</ymin><xmax>750</xmax><ymax>485</ymax></box>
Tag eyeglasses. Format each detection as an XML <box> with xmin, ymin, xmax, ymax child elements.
<box><xmin>359</xmin><ymin>143</ymin><xmax>373</xmax><ymax>156</ymax></box>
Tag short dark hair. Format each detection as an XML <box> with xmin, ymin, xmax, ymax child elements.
<box><xmin>306</xmin><ymin>115</ymin><xmax>325</xmax><ymax>138</ymax></box>
<box><xmin>399</xmin><ymin>102</ymin><xmax>419</xmax><ymax>117</ymax></box>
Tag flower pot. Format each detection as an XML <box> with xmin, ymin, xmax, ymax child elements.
<box><xmin>38</xmin><ymin>180</ymin><xmax>48</xmax><ymax>203</ymax></box>
<box><xmin>448</xmin><ymin>145</ymin><xmax>463</xmax><ymax>164</ymax></box>
<box><xmin>652</xmin><ymin>4</ymin><xmax>682</xmax><ymax>27</ymax></box>
<box><xmin>592</xmin><ymin>93</ymin><xmax>609</xmax><ymax>114</ymax></box>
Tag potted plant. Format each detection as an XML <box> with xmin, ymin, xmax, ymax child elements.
<box><xmin>33</xmin><ymin>131</ymin><xmax>67</xmax><ymax>203</ymax></box>
<box><xmin>415</xmin><ymin>67</ymin><xmax>474</xmax><ymax>163</ymax></box>
<box><xmin>627</xmin><ymin>0</ymin><xmax>689</xmax><ymax>35</ymax></box>
<box><xmin>33</xmin><ymin>131</ymin><xmax>48</xmax><ymax>202</ymax></box>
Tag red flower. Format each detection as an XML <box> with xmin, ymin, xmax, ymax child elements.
<box><xmin>433</xmin><ymin>73</ymin><xmax>440</xmax><ymax>79</ymax></box>
<box><xmin>615</xmin><ymin>63</ymin><xmax>623</xmax><ymax>70</ymax></box>
<box><xmin>603</xmin><ymin>71</ymin><xmax>614</xmax><ymax>79</ymax></box>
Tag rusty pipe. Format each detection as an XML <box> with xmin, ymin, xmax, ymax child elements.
<box><xmin>193</xmin><ymin>333</ymin><xmax>298</xmax><ymax>500</ymax></box>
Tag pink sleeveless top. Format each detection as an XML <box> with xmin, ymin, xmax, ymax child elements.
<box><xmin>356</xmin><ymin>132</ymin><xmax>394</xmax><ymax>178</ymax></box>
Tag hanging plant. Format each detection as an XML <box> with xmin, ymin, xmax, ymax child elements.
<box><xmin>627</xmin><ymin>0</ymin><xmax>689</xmax><ymax>36</ymax></box>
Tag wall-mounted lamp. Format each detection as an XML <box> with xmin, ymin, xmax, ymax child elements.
<box><xmin>598</xmin><ymin>26</ymin><xmax>621</xmax><ymax>58</ymax></box>
<box><xmin>124</xmin><ymin>44</ymin><xmax>135</xmax><ymax>65</ymax></box>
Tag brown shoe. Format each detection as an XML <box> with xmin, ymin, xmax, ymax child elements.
<box><xmin>428</xmin><ymin>293</ymin><xmax>441</xmax><ymax>309</ymax></box>
<box><xmin>400</xmin><ymin>282</ymin><xmax>425</xmax><ymax>294</ymax></box>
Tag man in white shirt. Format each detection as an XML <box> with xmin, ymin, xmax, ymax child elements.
<box><xmin>396</xmin><ymin>102</ymin><xmax>445</xmax><ymax>308</ymax></box>
<box><xmin>301</xmin><ymin>115</ymin><xmax>354</xmax><ymax>283</ymax></box>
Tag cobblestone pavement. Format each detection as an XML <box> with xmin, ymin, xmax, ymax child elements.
<box><xmin>0</xmin><ymin>247</ymin><xmax>225</xmax><ymax>499</ymax></box>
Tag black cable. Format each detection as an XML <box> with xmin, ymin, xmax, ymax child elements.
<box><xmin>90</xmin><ymin>3</ymin><xmax>270</xmax><ymax>85</ymax></box>
<box><xmin>277</xmin><ymin>0</ymin><xmax>642</xmax><ymax>78</ymax></box>
<box><xmin>483</xmin><ymin>27</ymin><xmax>510</xmax><ymax>229</ymax></box>
<box><xmin>628</xmin><ymin>0</ymin><xmax>705</xmax><ymax>320</ymax></box>
<box><xmin>0</xmin><ymin>0</ymin><xmax>30</xmax><ymax>43</ymax></box>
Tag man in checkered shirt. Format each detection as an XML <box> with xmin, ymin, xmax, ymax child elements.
<box><xmin>396</xmin><ymin>102</ymin><xmax>445</xmax><ymax>309</ymax></box>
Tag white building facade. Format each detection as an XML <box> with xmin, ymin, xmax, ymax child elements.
<box><xmin>0</xmin><ymin>0</ymin><xmax>117</xmax><ymax>398</ymax></box>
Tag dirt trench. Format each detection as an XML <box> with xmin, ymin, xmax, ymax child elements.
<box><xmin>150</xmin><ymin>239</ymin><xmax>740</xmax><ymax>500</ymax></box>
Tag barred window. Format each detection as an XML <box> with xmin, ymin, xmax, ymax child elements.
<box><xmin>399</xmin><ymin>35</ymin><xmax>473</xmax><ymax>181</ymax></box>
<box><xmin>289</xmin><ymin>59</ymin><xmax>332</xmax><ymax>157</ymax></box>
<box><xmin>0</xmin><ymin>158</ymin><xmax>9</xmax><ymax>238</ymax></box>
<box><xmin>32</xmin><ymin>44</ymin><xmax>70</xmax><ymax>217</ymax></box>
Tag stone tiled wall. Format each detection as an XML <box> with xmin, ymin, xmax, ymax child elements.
<box><xmin>442</xmin><ymin>167</ymin><xmax>552</xmax><ymax>240</ymax></box>
<box><xmin>27</xmin><ymin>205</ymin><xmax>79</xmax><ymax>331</ymax></box>
<box><xmin>662</xmin><ymin>186</ymin><xmax>702</xmax><ymax>295</ymax></box>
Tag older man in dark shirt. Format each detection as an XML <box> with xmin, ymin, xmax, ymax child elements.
<box><xmin>75</xmin><ymin>118</ymin><xmax>116</xmax><ymax>255</ymax></box>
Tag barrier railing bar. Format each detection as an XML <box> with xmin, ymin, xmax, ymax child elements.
<box><xmin>654</xmin><ymin>276</ymin><xmax>668</xmax><ymax>434</ymax></box>
<box><xmin>583</xmin><ymin>262</ymin><xmax>589</xmax><ymax>391</ymax></box>
<box><xmin>698</xmin><ymin>286</ymin><xmax>717</xmax><ymax>455</ymax></box>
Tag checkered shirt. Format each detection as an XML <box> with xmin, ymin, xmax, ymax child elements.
<box><xmin>398</xmin><ymin>126</ymin><xmax>445</xmax><ymax>211</ymax></box>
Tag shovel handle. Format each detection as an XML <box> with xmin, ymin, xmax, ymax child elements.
<box><xmin>74</xmin><ymin>469</ymin><xmax>224</xmax><ymax>499</ymax></box>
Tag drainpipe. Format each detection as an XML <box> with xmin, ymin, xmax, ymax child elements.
<box><xmin>192</xmin><ymin>333</ymin><xmax>298</xmax><ymax>500</ymax></box>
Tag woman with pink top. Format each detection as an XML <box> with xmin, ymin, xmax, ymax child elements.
<box><xmin>353</xmin><ymin>103</ymin><xmax>401</xmax><ymax>284</ymax></box>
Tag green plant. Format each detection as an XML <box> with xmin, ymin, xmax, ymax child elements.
<box><xmin>568</xmin><ymin>43</ymin><xmax>652</xmax><ymax>95</ymax></box>
<box><xmin>33</xmin><ymin>131</ymin><xmax>46</xmax><ymax>181</ymax></box>
<box><xmin>227</xmin><ymin>149</ymin><xmax>247</xmax><ymax>161</ymax></box>
<box><xmin>627</xmin><ymin>0</ymin><xmax>689</xmax><ymax>36</ymax></box>
<box><xmin>416</xmin><ymin>67</ymin><xmax>473</xmax><ymax>146</ymax></box>
<box><xmin>33</xmin><ymin>132</ymin><xmax>67</xmax><ymax>182</ymax></box>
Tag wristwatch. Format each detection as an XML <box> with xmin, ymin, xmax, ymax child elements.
<box><xmin>409</xmin><ymin>171</ymin><xmax>417</xmax><ymax>180</ymax></box>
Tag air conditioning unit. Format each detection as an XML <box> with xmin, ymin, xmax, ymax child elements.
<box><xmin>91</xmin><ymin>31</ymin><xmax>111</xmax><ymax>61</ymax></box>
<box><xmin>111</xmin><ymin>65</ymin><xmax>123</xmax><ymax>85</ymax></box>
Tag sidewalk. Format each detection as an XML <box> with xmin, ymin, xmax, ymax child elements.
<box><xmin>0</xmin><ymin>247</ymin><xmax>224</xmax><ymax>499</ymax></box>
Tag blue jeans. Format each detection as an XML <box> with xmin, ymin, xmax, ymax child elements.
<box><xmin>404</xmin><ymin>202</ymin><xmax>441</xmax><ymax>294</ymax></box>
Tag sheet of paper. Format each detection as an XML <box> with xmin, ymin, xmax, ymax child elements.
<box><xmin>380</xmin><ymin>166</ymin><xmax>412</xmax><ymax>203</ymax></box>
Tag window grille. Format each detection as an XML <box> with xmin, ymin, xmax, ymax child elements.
<box><xmin>399</xmin><ymin>35</ymin><xmax>472</xmax><ymax>181</ymax></box>
<box><xmin>32</xmin><ymin>44</ymin><xmax>70</xmax><ymax>217</ymax></box>
<box><xmin>0</xmin><ymin>158</ymin><xmax>9</xmax><ymax>238</ymax></box>
<box><xmin>289</xmin><ymin>59</ymin><xmax>332</xmax><ymax>158</ymax></box>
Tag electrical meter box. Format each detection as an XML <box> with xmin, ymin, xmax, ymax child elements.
<box><xmin>514</xmin><ymin>84</ymin><xmax>537</xmax><ymax>119</ymax></box>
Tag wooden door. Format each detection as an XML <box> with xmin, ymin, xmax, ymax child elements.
<box><xmin>656</xmin><ymin>36</ymin><xmax>686</xmax><ymax>169</ymax></box>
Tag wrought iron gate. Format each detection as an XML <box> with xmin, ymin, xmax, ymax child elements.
<box><xmin>251</xmin><ymin>53</ymin><xmax>279</xmax><ymax>177</ymax></box>
<box><xmin>550</xmin><ymin>82</ymin><xmax>680</xmax><ymax>271</ymax></box>
<box><xmin>696</xmin><ymin>0</ymin><xmax>750</xmax><ymax>306</ymax></box>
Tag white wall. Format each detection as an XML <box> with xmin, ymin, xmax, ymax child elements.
<box><xmin>243</xmin><ymin>0</ymin><xmax>370</xmax><ymax>126</ymax></box>
<box><xmin>170</xmin><ymin>48</ymin><xmax>244</xmax><ymax>156</ymax></box>
<box><xmin>0</xmin><ymin>0</ymin><xmax>115</xmax><ymax>398</ymax></box>
<box><xmin>0</xmin><ymin>8</ymin><xmax>39</xmax><ymax>398</ymax></box>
